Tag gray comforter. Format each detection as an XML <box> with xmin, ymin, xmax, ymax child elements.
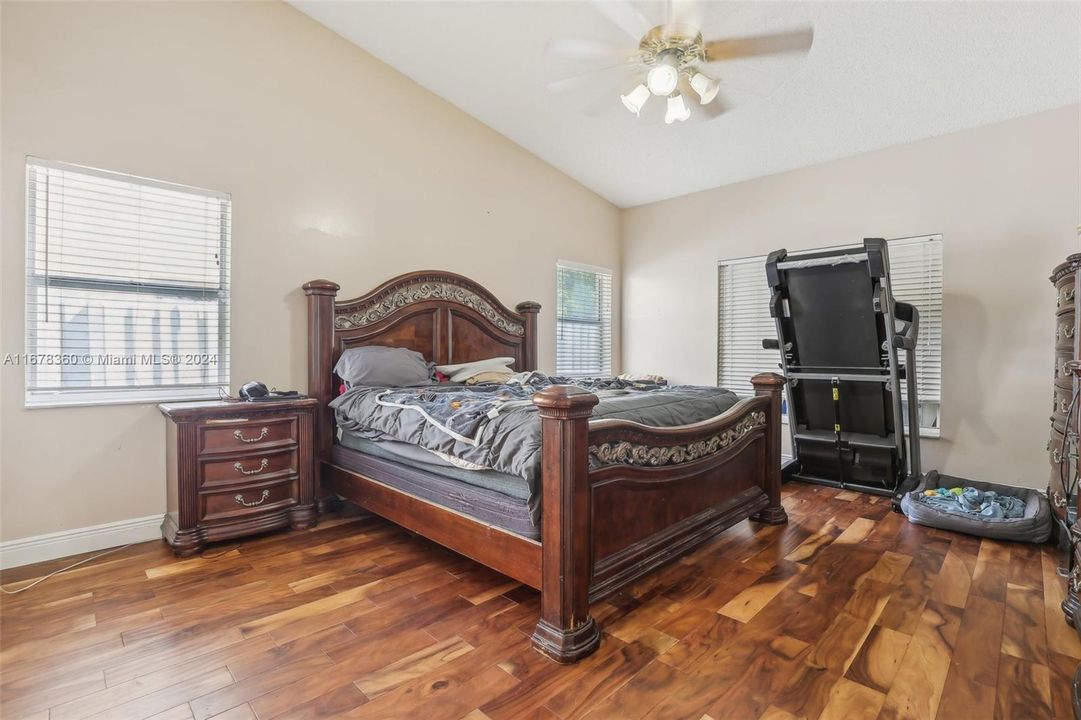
<box><xmin>331</xmin><ymin>374</ymin><xmax>740</xmax><ymax>501</ymax></box>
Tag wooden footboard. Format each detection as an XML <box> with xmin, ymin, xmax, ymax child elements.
<box><xmin>531</xmin><ymin>373</ymin><xmax>787</xmax><ymax>663</ymax></box>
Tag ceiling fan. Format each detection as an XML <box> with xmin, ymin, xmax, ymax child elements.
<box><xmin>545</xmin><ymin>1</ymin><xmax>814</xmax><ymax>124</ymax></box>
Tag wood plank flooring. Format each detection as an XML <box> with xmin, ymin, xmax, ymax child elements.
<box><xmin>2</xmin><ymin>483</ymin><xmax>1078</xmax><ymax>720</ymax></box>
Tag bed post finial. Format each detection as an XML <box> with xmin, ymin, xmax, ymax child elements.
<box><xmin>531</xmin><ymin>385</ymin><xmax>601</xmax><ymax>663</ymax></box>
<box><xmin>751</xmin><ymin>372</ymin><xmax>788</xmax><ymax>525</ymax></box>
<box><xmin>304</xmin><ymin>280</ymin><xmax>340</xmax><ymax>462</ymax></box>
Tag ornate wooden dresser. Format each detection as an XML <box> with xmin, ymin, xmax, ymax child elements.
<box><xmin>160</xmin><ymin>398</ymin><xmax>320</xmax><ymax>556</ymax></box>
<box><xmin>1051</xmin><ymin>253</ymin><xmax>1081</xmax><ymax>623</ymax></box>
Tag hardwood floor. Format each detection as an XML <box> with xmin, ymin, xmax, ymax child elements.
<box><xmin>2</xmin><ymin>482</ymin><xmax>1078</xmax><ymax>720</ymax></box>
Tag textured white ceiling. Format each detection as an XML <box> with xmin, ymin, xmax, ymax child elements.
<box><xmin>292</xmin><ymin>1</ymin><xmax>1081</xmax><ymax>208</ymax></box>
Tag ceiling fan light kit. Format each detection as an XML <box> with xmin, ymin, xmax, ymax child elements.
<box><xmin>624</xmin><ymin>24</ymin><xmax>706</xmax><ymax>123</ymax></box>
<box><xmin>547</xmin><ymin>3</ymin><xmax>813</xmax><ymax>126</ymax></box>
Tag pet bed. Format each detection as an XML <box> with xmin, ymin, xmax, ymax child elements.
<box><xmin>899</xmin><ymin>470</ymin><xmax>1052</xmax><ymax>543</ymax></box>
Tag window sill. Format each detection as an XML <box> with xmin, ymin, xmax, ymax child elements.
<box><xmin>25</xmin><ymin>386</ymin><xmax>226</xmax><ymax>409</ymax></box>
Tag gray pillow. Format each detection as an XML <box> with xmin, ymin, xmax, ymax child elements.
<box><xmin>335</xmin><ymin>346</ymin><xmax>434</xmax><ymax>387</ymax></box>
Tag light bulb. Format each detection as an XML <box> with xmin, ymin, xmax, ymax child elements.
<box><xmin>620</xmin><ymin>84</ymin><xmax>650</xmax><ymax>116</ymax></box>
<box><xmin>665</xmin><ymin>93</ymin><xmax>691</xmax><ymax>124</ymax></box>
<box><xmin>646</xmin><ymin>52</ymin><xmax>680</xmax><ymax>96</ymax></box>
<box><xmin>689</xmin><ymin>72</ymin><xmax>719</xmax><ymax>104</ymax></box>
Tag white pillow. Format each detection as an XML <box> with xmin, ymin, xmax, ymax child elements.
<box><xmin>436</xmin><ymin>357</ymin><xmax>515</xmax><ymax>383</ymax></box>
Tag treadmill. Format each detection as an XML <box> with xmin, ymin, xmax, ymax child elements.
<box><xmin>763</xmin><ymin>238</ymin><xmax>922</xmax><ymax>498</ymax></box>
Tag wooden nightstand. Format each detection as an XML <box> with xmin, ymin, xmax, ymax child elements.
<box><xmin>159</xmin><ymin>397</ymin><xmax>320</xmax><ymax>556</ymax></box>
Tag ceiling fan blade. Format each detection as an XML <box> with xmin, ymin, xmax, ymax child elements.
<box><xmin>544</xmin><ymin>37</ymin><xmax>634</xmax><ymax>65</ymax></box>
<box><xmin>669</xmin><ymin>0</ymin><xmax>706</xmax><ymax>31</ymax></box>
<box><xmin>546</xmin><ymin>63</ymin><xmax>633</xmax><ymax>95</ymax></box>
<box><xmin>704</xmin><ymin>27</ymin><xmax>814</xmax><ymax>62</ymax></box>
<box><xmin>561</xmin><ymin>70</ymin><xmax>647</xmax><ymax>118</ymax></box>
<box><xmin>590</xmin><ymin>0</ymin><xmax>653</xmax><ymax>42</ymax></box>
<box><xmin>580</xmin><ymin>90</ymin><xmax>632</xmax><ymax>119</ymax></box>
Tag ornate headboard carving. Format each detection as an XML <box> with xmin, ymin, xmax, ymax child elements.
<box><xmin>303</xmin><ymin>270</ymin><xmax>539</xmax><ymax>458</ymax></box>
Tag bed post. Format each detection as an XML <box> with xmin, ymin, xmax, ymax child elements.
<box><xmin>531</xmin><ymin>385</ymin><xmax>601</xmax><ymax>664</ymax></box>
<box><xmin>303</xmin><ymin>280</ymin><xmax>340</xmax><ymax>461</ymax></box>
<box><xmin>751</xmin><ymin>372</ymin><xmax>789</xmax><ymax>525</ymax></box>
<box><xmin>515</xmin><ymin>301</ymin><xmax>540</xmax><ymax>372</ymax></box>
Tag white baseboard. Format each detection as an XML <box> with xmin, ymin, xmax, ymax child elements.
<box><xmin>0</xmin><ymin>515</ymin><xmax>164</xmax><ymax>569</ymax></box>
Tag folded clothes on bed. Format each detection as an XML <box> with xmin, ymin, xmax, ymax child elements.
<box><xmin>917</xmin><ymin>486</ymin><xmax>1026</xmax><ymax>519</ymax></box>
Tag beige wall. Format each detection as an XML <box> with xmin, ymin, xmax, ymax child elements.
<box><xmin>623</xmin><ymin>105</ymin><xmax>1081</xmax><ymax>489</ymax></box>
<box><xmin>0</xmin><ymin>1</ymin><xmax>621</xmax><ymax>541</ymax></box>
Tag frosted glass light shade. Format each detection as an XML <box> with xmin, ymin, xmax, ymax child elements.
<box><xmin>690</xmin><ymin>72</ymin><xmax>720</xmax><ymax>104</ymax></box>
<box><xmin>647</xmin><ymin>64</ymin><xmax>679</xmax><ymax>96</ymax></box>
<box><xmin>620</xmin><ymin>84</ymin><xmax>650</xmax><ymax>115</ymax></box>
<box><xmin>665</xmin><ymin>93</ymin><xmax>691</xmax><ymax>124</ymax></box>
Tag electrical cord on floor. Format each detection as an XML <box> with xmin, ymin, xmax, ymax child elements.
<box><xmin>0</xmin><ymin>544</ymin><xmax>133</xmax><ymax>595</ymax></box>
<box><xmin>0</xmin><ymin>542</ymin><xmax>241</xmax><ymax>595</ymax></box>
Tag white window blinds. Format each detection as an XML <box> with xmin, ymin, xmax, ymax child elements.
<box><xmin>888</xmin><ymin>235</ymin><xmax>943</xmax><ymax>431</ymax></box>
<box><xmin>717</xmin><ymin>235</ymin><xmax>943</xmax><ymax>431</ymax></box>
<box><xmin>717</xmin><ymin>257</ymin><xmax>779</xmax><ymax>398</ymax></box>
<box><xmin>24</xmin><ymin>158</ymin><xmax>231</xmax><ymax>407</ymax></box>
<box><xmin>556</xmin><ymin>262</ymin><xmax>613</xmax><ymax>377</ymax></box>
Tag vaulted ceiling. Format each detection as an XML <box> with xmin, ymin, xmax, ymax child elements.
<box><xmin>292</xmin><ymin>1</ymin><xmax>1081</xmax><ymax>207</ymax></box>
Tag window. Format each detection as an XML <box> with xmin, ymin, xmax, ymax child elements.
<box><xmin>24</xmin><ymin>158</ymin><xmax>231</xmax><ymax>407</ymax></box>
<box><xmin>717</xmin><ymin>235</ymin><xmax>943</xmax><ymax>434</ymax></box>
<box><xmin>556</xmin><ymin>261</ymin><xmax>613</xmax><ymax>377</ymax></box>
<box><xmin>888</xmin><ymin>235</ymin><xmax>943</xmax><ymax>433</ymax></box>
<box><xmin>717</xmin><ymin>256</ymin><xmax>782</xmax><ymax>399</ymax></box>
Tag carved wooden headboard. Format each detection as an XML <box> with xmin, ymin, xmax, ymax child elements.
<box><xmin>303</xmin><ymin>270</ymin><xmax>539</xmax><ymax>457</ymax></box>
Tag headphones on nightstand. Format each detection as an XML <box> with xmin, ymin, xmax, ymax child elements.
<box><xmin>237</xmin><ymin>381</ymin><xmax>301</xmax><ymax>402</ymax></box>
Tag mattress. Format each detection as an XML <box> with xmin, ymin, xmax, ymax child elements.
<box><xmin>333</xmin><ymin>433</ymin><xmax>540</xmax><ymax>539</ymax></box>
<box><xmin>331</xmin><ymin>375</ymin><xmax>741</xmax><ymax>508</ymax></box>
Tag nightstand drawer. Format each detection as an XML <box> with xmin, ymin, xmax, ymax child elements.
<box><xmin>200</xmin><ymin>448</ymin><xmax>297</xmax><ymax>488</ymax></box>
<box><xmin>200</xmin><ymin>478</ymin><xmax>299</xmax><ymax>524</ymax></box>
<box><xmin>199</xmin><ymin>416</ymin><xmax>297</xmax><ymax>455</ymax></box>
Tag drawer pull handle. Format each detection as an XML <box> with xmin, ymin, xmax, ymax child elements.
<box><xmin>235</xmin><ymin>489</ymin><xmax>271</xmax><ymax>507</ymax></box>
<box><xmin>234</xmin><ymin>427</ymin><xmax>269</xmax><ymax>443</ymax></box>
<box><xmin>234</xmin><ymin>458</ymin><xmax>269</xmax><ymax>476</ymax></box>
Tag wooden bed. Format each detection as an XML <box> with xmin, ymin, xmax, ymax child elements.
<box><xmin>304</xmin><ymin>270</ymin><xmax>787</xmax><ymax>663</ymax></box>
